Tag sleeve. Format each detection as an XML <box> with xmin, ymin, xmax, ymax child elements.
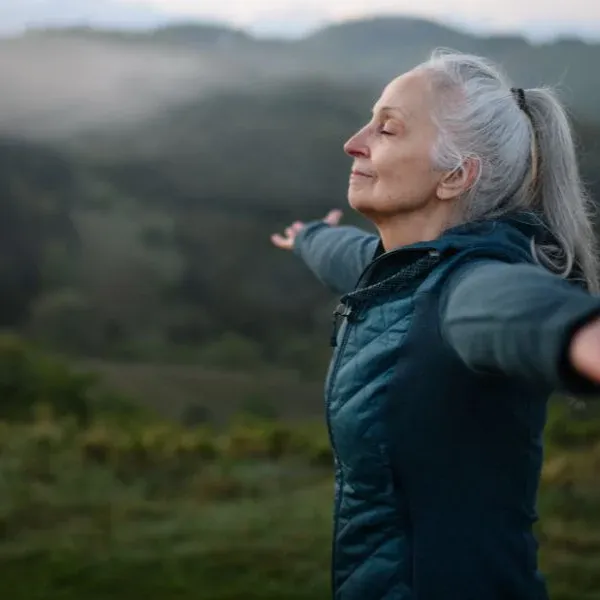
<box><xmin>292</xmin><ymin>221</ymin><xmax>380</xmax><ymax>295</ymax></box>
<box><xmin>439</xmin><ymin>260</ymin><xmax>600</xmax><ymax>395</ymax></box>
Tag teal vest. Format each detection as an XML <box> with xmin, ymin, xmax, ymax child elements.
<box><xmin>325</xmin><ymin>222</ymin><xmax>550</xmax><ymax>600</ymax></box>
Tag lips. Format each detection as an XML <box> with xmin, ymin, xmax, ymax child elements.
<box><xmin>351</xmin><ymin>169</ymin><xmax>374</xmax><ymax>178</ymax></box>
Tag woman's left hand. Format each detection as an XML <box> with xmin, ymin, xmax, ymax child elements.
<box><xmin>569</xmin><ymin>316</ymin><xmax>600</xmax><ymax>382</ymax></box>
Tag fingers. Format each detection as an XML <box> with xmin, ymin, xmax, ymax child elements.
<box><xmin>323</xmin><ymin>209</ymin><xmax>343</xmax><ymax>226</ymax></box>
<box><xmin>271</xmin><ymin>212</ymin><xmax>341</xmax><ymax>251</ymax></box>
<box><xmin>285</xmin><ymin>221</ymin><xmax>303</xmax><ymax>237</ymax></box>
<box><xmin>271</xmin><ymin>220</ymin><xmax>305</xmax><ymax>250</ymax></box>
<box><xmin>270</xmin><ymin>233</ymin><xmax>293</xmax><ymax>250</ymax></box>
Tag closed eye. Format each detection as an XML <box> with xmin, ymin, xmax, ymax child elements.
<box><xmin>375</xmin><ymin>118</ymin><xmax>400</xmax><ymax>136</ymax></box>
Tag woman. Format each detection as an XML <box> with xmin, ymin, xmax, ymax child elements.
<box><xmin>271</xmin><ymin>51</ymin><xmax>600</xmax><ymax>600</ymax></box>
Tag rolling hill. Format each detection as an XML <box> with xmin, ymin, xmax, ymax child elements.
<box><xmin>1</xmin><ymin>16</ymin><xmax>600</xmax><ymax>372</ymax></box>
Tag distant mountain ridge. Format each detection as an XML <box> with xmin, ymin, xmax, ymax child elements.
<box><xmin>17</xmin><ymin>15</ymin><xmax>598</xmax><ymax>47</ymax></box>
<box><xmin>2</xmin><ymin>15</ymin><xmax>600</xmax><ymax>135</ymax></box>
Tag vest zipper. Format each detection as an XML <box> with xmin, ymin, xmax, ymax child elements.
<box><xmin>330</xmin><ymin>302</ymin><xmax>353</xmax><ymax>347</ymax></box>
<box><xmin>325</xmin><ymin>302</ymin><xmax>354</xmax><ymax>598</ymax></box>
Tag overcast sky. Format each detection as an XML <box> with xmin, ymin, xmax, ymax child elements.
<box><xmin>3</xmin><ymin>0</ymin><xmax>600</xmax><ymax>41</ymax></box>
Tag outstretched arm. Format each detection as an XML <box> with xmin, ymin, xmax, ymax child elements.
<box><xmin>440</xmin><ymin>260</ymin><xmax>600</xmax><ymax>395</ymax></box>
<box><xmin>271</xmin><ymin>210</ymin><xmax>379</xmax><ymax>296</ymax></box>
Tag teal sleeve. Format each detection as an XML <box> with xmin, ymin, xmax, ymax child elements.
<box><xmin>293</xmin><ymin>221</ymin><xmax>379</xmax><ymax>295</ymax></box>
<box><xmin>440</xmin><ymin>261</ymin><xmax>600</xmax><ymax>395</ymax></box>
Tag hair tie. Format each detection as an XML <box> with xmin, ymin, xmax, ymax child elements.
<box><xmin>510</xmin><ymin>87</ymin><xmax>539</xmax><ymax>193</ymax></box>
<box><xmin>510</xmin><ymin>87</ymin><xmax>528</xmax><ymax>113</ymax></box>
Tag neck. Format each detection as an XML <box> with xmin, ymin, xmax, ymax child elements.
<box><xmin>375</xmin><ymin>205</ymin><xmax>455</xmax><ymax>252</ymax></box>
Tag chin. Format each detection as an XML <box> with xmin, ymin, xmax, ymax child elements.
<box><xmin>348</xmin><ymin>191</ymin><xmax>379</xmax><ymax>217</ymax></box>
<box><xmin>348</xmin><ymin>190</ymin><xmax>370</xmax><ymax>210</ymax></box>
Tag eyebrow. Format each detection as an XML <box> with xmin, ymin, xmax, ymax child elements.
<box><xmin>371</xmin><ymin>105</ymin><xmax>408</xmax><ymax>119</ymax></box>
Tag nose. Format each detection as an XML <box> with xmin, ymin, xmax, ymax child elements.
<box><xmin>344</xmin><ymin>127</ymin><xmax>370</xmax><ymax>158</ymax></box>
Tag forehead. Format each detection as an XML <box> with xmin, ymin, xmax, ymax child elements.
<box><xmin>373</xmin><ymin>69</ymin><xmax>432</xmax><ymax>120</ymax></box>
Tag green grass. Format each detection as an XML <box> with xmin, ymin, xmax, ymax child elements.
<box><xmin>0</xmin><ymin>414</ymin><xmax>335</xmax><ymax>599</ymax></box>
<box><xmin>1</xmin><ymin>481</ymin><xmax>334</xmax><ymax>600</ymax></box>
<box><xmin>0</xmin><ymin>407</ymin><xmax>599</xmax><ymax>599</ymax></box>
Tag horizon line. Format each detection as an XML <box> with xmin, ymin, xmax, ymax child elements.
<box><xmin>2</xmin><ymin>12</ymin><xmax>599</xmax><ymax>45</ymax></box>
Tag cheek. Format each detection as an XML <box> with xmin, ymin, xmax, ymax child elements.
<box><xmin>373</xmin><ymin>151</ymin><xmax>439</xmax><ymax>204</ymax></box>
<box><xmin>378</xmin><ymin>145</ymin><xmax>434</xmax><ymax>184</ymax></box>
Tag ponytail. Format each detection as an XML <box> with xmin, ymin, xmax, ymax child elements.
<box><xmin>522</xmin><ymin>88</ymin><xmax>599</xmax><ymax>292</ymax></box>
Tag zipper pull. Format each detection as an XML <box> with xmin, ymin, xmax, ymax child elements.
<box><xmin>330</xmin><ymin>302</ymin><xmax>353</xmax><ymax>347</ymax></box>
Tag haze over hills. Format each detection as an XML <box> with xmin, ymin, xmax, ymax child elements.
<box><xmin>2</xmin><ymin>16</ymin><xmax>600</xmax><ymax>139</ymax></box>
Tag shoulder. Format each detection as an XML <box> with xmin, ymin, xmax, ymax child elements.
<box><xmin>416</xmin><ymin>251</ymin><xmax>519</xmax><ymax>299</ymax></box>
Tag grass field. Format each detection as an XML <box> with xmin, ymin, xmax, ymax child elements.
<box><xmin>0</xmin><ymin>401</ymin><xmax>599</xmax><ymax>600</ymax></box>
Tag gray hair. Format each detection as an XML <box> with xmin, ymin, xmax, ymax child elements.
<box><xmin>418</xmin><ymin>50</ymin><xmax>599</xmax><ymax>292</ymax></box>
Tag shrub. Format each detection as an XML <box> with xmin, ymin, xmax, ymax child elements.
<box><xmin>0</xmin><ymin>334</ymin><xmax>94</xmax><ymax>424</ymax></box>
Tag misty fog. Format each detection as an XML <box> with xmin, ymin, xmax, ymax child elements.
<box><xmin>0</xmin><ymin>35</ymin><xmax>256</xmax><ymax>139</ymax></box>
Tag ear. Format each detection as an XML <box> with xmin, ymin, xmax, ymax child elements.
<box><xmin>437</xmin><ymin>157</ymin><xmax>479</xmax><ymax>201</ymax></box>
